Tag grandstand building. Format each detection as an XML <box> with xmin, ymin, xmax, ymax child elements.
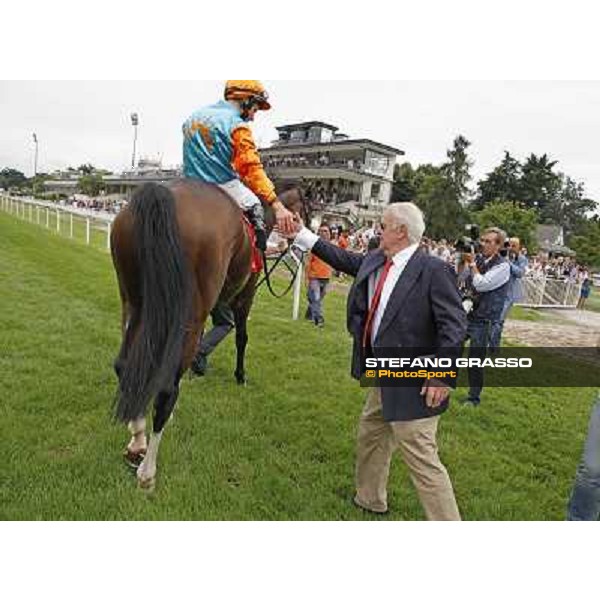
<box><xmin>261</xmin><ymin>121</ymin><xmax>404</xmax><ymax>226</ymax></box>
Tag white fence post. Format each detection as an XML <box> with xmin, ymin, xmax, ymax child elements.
<box><xmin>517</xmin><ymin>274</ymin><xmax>581</xmax><ymax>309</ymax></box>
<box><xmin>292</xmin><ymin>250</ymin><xmax>304</xmax><ymax>321</ymax></box>
<box><xmin>5</xmin><ymin>194</ymin><xmax>115</xmax><ymax>253</ymax></box>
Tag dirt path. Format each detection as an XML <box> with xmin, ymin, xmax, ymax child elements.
<box><xmin>505</xmin><ymin>309</ymin><xmax>600</xmax><ymax>347</ymax></box>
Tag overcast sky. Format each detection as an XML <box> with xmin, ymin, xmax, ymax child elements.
<box><xmin>1</xmin><ymin>80</ymin><xmax>599</xmax><ymax>199</ymax></box>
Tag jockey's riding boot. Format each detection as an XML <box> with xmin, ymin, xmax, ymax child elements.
<box><xmin>245</xmin><ymin>204</ymin><xmax>268</xmax><ymax>253</ymax></box>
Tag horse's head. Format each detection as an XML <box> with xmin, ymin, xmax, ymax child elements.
<box><xmin>276</xmin><ymin>184</ymin><xmax>312</xmax><ymax>226</ymax></box>
<box><xmin>264</xmin><ymin>184</ymin><xmax>312</xmax><ymax>233</ymax></box>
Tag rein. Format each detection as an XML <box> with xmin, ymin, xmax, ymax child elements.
<box><xmin>256</xmin><ymin>245</ymin><xmax>305</xmax><ymax>299</ymax></box>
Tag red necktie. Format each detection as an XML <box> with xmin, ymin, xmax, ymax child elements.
<box><xmin>363</xmin><ymin>259</ymin><xmax>393</xmax><ymax>348</ymax></box>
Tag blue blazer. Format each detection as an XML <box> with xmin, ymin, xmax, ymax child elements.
<box><xmin>311</xmin><ymin>241</ymin><xmax>468</xmax><ymax>421</ymax></box>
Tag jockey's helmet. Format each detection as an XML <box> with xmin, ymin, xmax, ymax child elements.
<box><xmin>224</xmin><ymin>80</ymin><xmax>271</xmax><ymax>111</ymax></box>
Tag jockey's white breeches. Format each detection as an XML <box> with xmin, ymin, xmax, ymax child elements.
<box><xmin>218</xmin><ymin>179</ymin><xmax>261</xmax><ymax>212</ymax></box>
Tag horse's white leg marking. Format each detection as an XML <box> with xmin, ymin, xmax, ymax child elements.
<box><xmin>127</xmin><ymin>418</ymin><xmax>147</xmax><ymax>454</ymax></box>
<box><xmin>137</xmin><ymin>432</ymin><xmax>163</xmax><ymax>489</ymax></box>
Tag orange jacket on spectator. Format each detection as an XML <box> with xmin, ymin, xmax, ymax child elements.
<box><xmin>337</xmin><ymin>235</ymin><xmax>349</xmax><ymax>250</ymax></box>
<box><xmin>307</xmin><ymin>253</ymin><xmax>333</xmax><ymax>280</ymax></box>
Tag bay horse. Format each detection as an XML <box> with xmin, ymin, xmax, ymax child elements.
<box><xmin>110</xmin><ymin>180</ymin><xmax>307</xmax><ymax>489</ymax></box>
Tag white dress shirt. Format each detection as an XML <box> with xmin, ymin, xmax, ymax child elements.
<box><xmin>293</xmin><ymin>227</ymin><xmax>321</xmax><ymax>252</ymax></box>
<box><xmin>370</xmin><ymin>244</ymin><xmax>419</xmax><ymax>344</ymax></box>
<box><xmin>292</xmin><ymin>227</ymin><xmax>419</xmax><ymax>344</ymax></box>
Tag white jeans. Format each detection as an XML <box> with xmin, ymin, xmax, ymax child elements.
<box><xmin>218</xmin><ymin>179</ymin><xmax>261</xmax><ymax>212</ymax></box>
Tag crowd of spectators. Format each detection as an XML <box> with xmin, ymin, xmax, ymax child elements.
<box><xmin>420</xmin><ymin>237</ymin><xmax>591</xmax><ymax>285</ymax></box>
<box><xmin>59</xmin><ymin>196</ymin><xmax>124</xmax><ymax>215</ymax></box>
<box><xmin>265</xmin><ymin>155</ymin><xmax>365</xmax><ymax>173</ymax></box>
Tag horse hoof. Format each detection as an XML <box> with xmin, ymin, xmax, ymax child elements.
<box><xmin>137</xmin><ymin>477</ymin><xmax>156</xmax><ymax>492</ymax></box>
<box><xmin>123</xmin><ymin>449</ymin><xmax>146</xmax><ymax>471</ymax></box>
<box><xmin>235</xmin><ymin>373</ymin><xmax>247</xmax><ymax>386</ymax></box>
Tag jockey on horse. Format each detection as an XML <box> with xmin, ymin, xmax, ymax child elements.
<box><xmin>182</xmin><ymin>80</ymin><xmax>296</xmax><ymax>249</ymax></box>
<box><xmin>112</xmin><ymin>82</ymin><xmax>307</xmax><ymax>487</ymax></box>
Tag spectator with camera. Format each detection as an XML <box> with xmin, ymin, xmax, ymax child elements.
<box><xmin>459</xmin><ymin>227</ymin><xmax>510</xmax><ymax>407</ymax></box>
<box><xmin>490</xmin><ymin>237</ymin><xmax>529</xmax><ymax>349</ymax></box>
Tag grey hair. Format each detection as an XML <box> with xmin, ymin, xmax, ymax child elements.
<box><xmin>384</xmin><ymin>203</ymin><xmax>426</xmax><ymax>245</ymax></box>
<box><xmin>483</xmin><ymin>227</ymin><xmax>507</xmax><ymax>245</ymax></box>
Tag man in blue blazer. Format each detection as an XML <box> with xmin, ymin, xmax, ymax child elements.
<box><xmin>290</xmin><ymin>203</ymin><xmax>467</xmax><ymax>520</ymax></box>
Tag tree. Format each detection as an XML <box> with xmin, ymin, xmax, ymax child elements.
<box><xmin>27</xmin><ymin>173</ymin><xmax>51</xmax><ymax>197</ymax></box>
<box><xmin>519</xmin><ymin>153</ymin><xmax>562</xmax><ymax>216</ymax></box>
<box><xmin>545</xmin><ymin>175</ymin><xmax>597</xmax><ymax>238</ymax></box>
<box><xmin>474</xmin><ymin>151</ymin><xmax>522</xmax><ymax>209</ymax></box>
<box><xmin>0</xmin><ymin>167</ymin><xmax>27</xmax><ymax>189</ymax></box>
<box><xmin>442</xmin><ymin>135</ymin><xmax>474</xmax><ymax>205</ymax></box>
<box><xmin>473</xmin><ymin>201</ymin><xmax>539</xmax><ymax>251</ymax></box>
<box><xmin>77</xmin><ymin>163</ymin><xmax>96</xmax><ymax>175</ymax></box>
<box><xmin>391</xmin><ymin>162</ymin><xmax>418</xmax><ymax>203</ymax></box>
<box><xmin>78</xmin><ymin>173</ymin><xmax>106</xmax><ymax>197</ymax></box>
<box><xmin>569</xmin><ymin>218</ymin><xmax>600</xmax><ymax>268</ymax></box>
<box><xmin>415</xmin><ymin>170</ymin><xmax>468</xmax><ymax>240</ymax></box>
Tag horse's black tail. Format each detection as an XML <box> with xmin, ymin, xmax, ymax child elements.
<box><xmin>115</xmin><ymin>183</ymin><xmax>191</xmax><ymax>423</ymax></box>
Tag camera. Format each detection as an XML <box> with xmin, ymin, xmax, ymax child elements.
<box><xmin>499</xmin><ymin>240</ymin><xmax>511</xmax><ymax>258</ymax></box>
<box><xmin>455</xmin><ymin>224</ymin><xmax>481</xmax><ymax>256</ymax></box>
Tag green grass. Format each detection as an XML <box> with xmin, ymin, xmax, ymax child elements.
<box><xmin>509</xmin><ymin>305</ymin><xmax>573</xmax><ymax>324</ymax></box>
<box><xmin>0</xmin><ymin>210</ymin><xmax>596</xmax><ymax>520</ymax></box>
<box><xmin>509</xmin><ymin>306</ymin><xmax>548</xmax><ymax>322</ymax></box>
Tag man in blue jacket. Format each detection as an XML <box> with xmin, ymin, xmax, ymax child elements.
<box><xmin>490</xmin><ymin>237</ymin><xmax>529</xmax><ymax>350</ymax></box>
<box><xmin>568</xmin><ymin>395</ymin><xmax>600</xmax><ymax>520</ymax></box>
<box><xmin>288</xmin><ymin>203</ymin><xmax>467</xmax><ymax>520</ymax></box>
